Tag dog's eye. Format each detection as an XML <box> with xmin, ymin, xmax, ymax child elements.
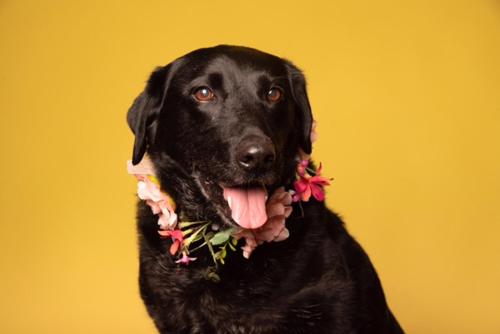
<box><xmin>266</xmin><ymin>87</ymin><xmax>283</xmax><ymax>103</ymax></box>
<box><xmin>193</xmin><ymin>87</ymin><xmax>216</xmax><ymax>102</ymax></box>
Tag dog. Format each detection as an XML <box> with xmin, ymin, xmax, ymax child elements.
<box><xmin>127</xmin><ymin>45</ymin><xmax>404</xmax><ymax>334</ymax></box>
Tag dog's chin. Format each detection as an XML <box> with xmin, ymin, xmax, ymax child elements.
<box><xmin>195</xmin><ymin>172</ymin><xmax>278</xmax><ymax>228</ymax></box>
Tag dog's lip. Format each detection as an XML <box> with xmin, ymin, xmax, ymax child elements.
<box><xmin>198</xmin><ymin>179</ymin><xmax>268</xmax><ymax>194</ymax></box>
<box><xmin>217</xmin><ymin>183</ymin><xmax>269</xmax><ymax>200</ymax></box>
<box><xmin>218</xmin><ymin>181</ymin><xmax>267</xmax><ymax>189</ymax></box>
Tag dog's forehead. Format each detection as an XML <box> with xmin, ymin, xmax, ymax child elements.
<box><xmin>206</xmin><ymin>56</ymin><xmax>267</xmax><ymax>81</ymax></box>
<box><xmin>211</xmin><ymin>54</ymin><xmax>283</xmax><ymax>75</ymax></box>
<box><xmin>175</xmin><ymin>47</ymin><xmax>287</xmax><ymax>86</ymax></box>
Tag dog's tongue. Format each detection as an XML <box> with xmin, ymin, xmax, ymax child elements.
<box><xmin>223</xmin><ymin>187</ymin><xmax>268</xmax><ymax>229</ymax></box>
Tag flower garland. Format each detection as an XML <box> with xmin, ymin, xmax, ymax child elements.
<box><xmin>126</xmin><ymin>121</ymin><xmax>331</xmax><ymax>270</ymax></box>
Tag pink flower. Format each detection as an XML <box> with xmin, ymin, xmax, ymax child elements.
<box><xmin>175</xmin><ymin>252</ymin><xmax>197</xmax><ymax>265</ymax></box>
<box><xmin>293</xmin><ymin>161</ymin><xmax>330</xmax><ymax>202</ymax></box>
<box><xmin>254</xmin><ymin>187</ymin><xmax>292</xmax><ymax>243</ymax></box>
<box><xmin>137</xmin><ymin>178</ymin><xmax>178</xmax><ymax>229</ymax></box>
<box><xmin>235</xmin><ymin>187</ymin><xmax>293</xmax><ymax>259</ymax></box>
<box><xmin>137</xmin><ymin>178</ymin><xmax>163</xmax><ymax>202</ymax></box>
<box><xmin>128</xmin><ymin>157</ymin><xmax>178</xmax><ymax>230</ymax></box>
<box><xmin>158</xmin><ymin>229</ymin><xmax>184</xmax><ymax>255</ymax></box>
<box><xmin>236</xmin><ymin>229</ymin><xmax>258</xmax><ymax>259</ymax></box>
<box><xmin>296</xmin><ymin>160</ymin><xmax>309</xmax><ymax>178</ymax></box>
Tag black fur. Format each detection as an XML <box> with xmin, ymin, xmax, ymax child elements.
<box><xmin>127</xmin><ymin>45</ymin><xmax>404</xmax><ymax>334</ymax></box>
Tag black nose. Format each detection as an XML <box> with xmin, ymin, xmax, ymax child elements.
<box><xmin>236</xmin><ymin>136</ymin><xmax>276</xmax><ymax>172</ymax></box>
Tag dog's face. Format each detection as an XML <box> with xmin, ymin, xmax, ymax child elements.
<box><xmin>128</xmin><ymin>45</ymin><xmax>313</xmax><ymax>227</ymax></box>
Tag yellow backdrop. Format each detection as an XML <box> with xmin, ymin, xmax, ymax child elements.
<box><xmin>1</xmin><ymin>0</ymin><xmax>499</xmax><ymax>333</ymax></box>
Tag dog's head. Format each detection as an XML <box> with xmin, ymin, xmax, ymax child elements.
<box><xmin>128</xmin><ymin>45</ymin><xmax>313</xmax><ymax>228</ymax></box>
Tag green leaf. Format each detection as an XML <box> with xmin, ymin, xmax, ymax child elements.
<box><xmin>210</xmin><ymin>228</ymin><xmax>235</xmax><ymax>246</ymax></box>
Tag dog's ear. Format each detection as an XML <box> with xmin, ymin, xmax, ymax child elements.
<box><xmin>285</xmin><ymin>62</ymin><xmax>313</xmax><ymax>155</ymax></box>
<box><xmin>127</xmin><ymin>65</ymin><xmax>173</xmax><ymax>165</ymax></box>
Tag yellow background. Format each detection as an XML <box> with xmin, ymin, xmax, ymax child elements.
<box><xmin>1</xmin><ymin>0</ymin><xmax>499</xmax><ymax>333</ymax></box>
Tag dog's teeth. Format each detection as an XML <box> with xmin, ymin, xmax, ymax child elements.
<box><xmin>227</xmin><ymin>196</ymin><xmax>232</xmax><ymax>208</ymax></box>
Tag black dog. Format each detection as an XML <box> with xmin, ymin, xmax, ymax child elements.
<box><xmin>127</xmin><ymin>45</ymin><xmax>403</xmax><ymax>334</ymax></box>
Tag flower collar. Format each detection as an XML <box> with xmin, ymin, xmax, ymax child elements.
<box><xmin>126</xmin><ymin>121</ymin><xmax>331</xmax><ymax>269</ymax></box>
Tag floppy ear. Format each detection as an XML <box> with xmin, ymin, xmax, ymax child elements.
<box><xmin>285</xmin><ymin>62</ymin><xmax>313</xmax><ymax>155</ymax></box>
<box><xmin>127</xmin><ymin>65</ymin><xmax>172</xmax><ymax>165</ymax></box>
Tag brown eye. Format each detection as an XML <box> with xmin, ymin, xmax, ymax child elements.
<box><xmin>266</xmin><ymin>87</ymin><xmax>283</xmax><ymax>103</ymax></box>
<box><xmin>193</xmin><ymin>87</ymin><xmax>215</xmax><ymax>102</ymax></box>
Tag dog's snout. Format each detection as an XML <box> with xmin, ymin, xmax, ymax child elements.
<box><xmin>236</xmin><ymin>136</ymin><xmax>276</xmax><ymax>172</ymax></box>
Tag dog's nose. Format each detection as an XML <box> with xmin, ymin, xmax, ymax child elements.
<box><xmin>236</xmin><ymin>136</ymin><xmax>276</xmax><ymax>172</ymax></box>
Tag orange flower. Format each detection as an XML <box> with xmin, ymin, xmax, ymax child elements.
<box><xmin>158</xmin><ymin>229</ymin><xmax>184</xmax><ymax>255</ymax></box>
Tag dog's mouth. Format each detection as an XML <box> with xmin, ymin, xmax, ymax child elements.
<box><xmin>195</xmin><ymin>174</ymin><xmax>275</xmax><ymax>230</ymax></box>
<box><xmin>222</xmin><ymin>185</ymin><xmax>268</xmax><ymax>229</ymax></box>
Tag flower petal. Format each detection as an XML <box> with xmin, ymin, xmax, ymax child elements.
<box><xmin>267</xmin><ymin>202</ymin><xmax>285</xmax><ymax>217</ymax></box>
<box><xmin>301</xmin><ymin>185</ymin><xmax>312</xmax><ymax>201</ymax></box>
<box><xmin>235</xmin><ymin>230</ymin><xmax>258</xmax><ymax>258</ymax></box>
<box><xmin>310</xmin><ymin>183</ymin><xmax>325</xmax><ymax>201</ymax></box>
<box><xmin>168</xmin><ymin>212</ymin><xmax>178</xmax><ymax>228</ymax></box>
<box><xmin>158</xmin><ymin>230</ymin><xmax>171</xmax><ymax>238</ymax></box>
<box><xmin>316</xmin><ymin>162</ymin><xmax>323</xmax><ymax>175</ymax></box>
<box><xmin>294</xmin><ymin>179</ymin><xmax>309</xmax><ymax>193</ymax></box>
<box><xmin>297</xmin><ymin>161</ymin><xmax>308</xmax><ymax>177</ymax></box>
<box><xmin>170</xmin><ymin>240</ymin><xmax>180</xmax><ymax>255</ymax></box>
<box><xmin>175</xmin><ymin>253</ymin><xmax>196</xmax><ymax>265</ymax></box>
<box><xmin>143</xmin><ymin>179</ymin><xmax>164</xmax><ymax>202</ymax></box>
<box><xmin>274</xmin><ymin>227</ymin><xmax>289</xmax><ymax>242</ymax></box>
<box><xmin>170</xmin><ymin>230</ymin><xmax>184</xmax><ymax>242</ymax></box>
<box><xmin>282</xmin><ymin>192</ymin><xmax>292</xmax><ymax>206</ymax></box>
<box><xmin>158</xmin><ymin>215</ymin><xmax>170</xmax><ymax>230</ymax></box>
<box><xmin>310</xmin><ymin>175</ymin><xmax>330</xmax><ymax>186</ymax></box>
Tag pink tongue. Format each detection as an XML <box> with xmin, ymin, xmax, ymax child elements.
<box><xmin>223</xmin><ymin>187</ymin><xmax>268</xmax><ymax>229</ymax></box>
